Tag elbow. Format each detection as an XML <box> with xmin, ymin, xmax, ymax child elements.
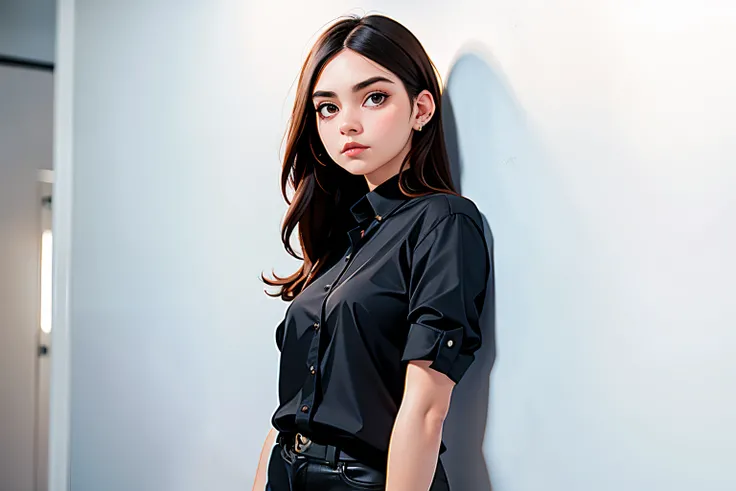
<box><xmin>399</xmin><ymin>393</ymin><xmax>449</xmax><ymax>433</ymax></box>
<box><xmin>424</xmin><ymin>408</ymin><xmax>447</xmax><ymax>434</ymax></box>
<box><xmin>414</xmin><ymin>399</ymin><xmax>450</xmax><ymax>433</ymax></box>
<box><xmin>402</xmin><ymin>360</ymin><xmax>455</xmax><ymax>432</ymax></box>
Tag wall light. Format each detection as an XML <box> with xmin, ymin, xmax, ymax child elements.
<box><xmin>40</xmin><ymin>229</ymin><xmax>53</xmax><ymax>334</ymax></box>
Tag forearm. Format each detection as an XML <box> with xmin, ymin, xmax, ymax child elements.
<box><xmin>252</xmin><ymin>427</ymin><xmax>278</xmax><ymax>491</ymax></box>
<box><xmin>385</xmin><ymin>404</ymin><xmax>444</xmax><ymax>491</ymax></box>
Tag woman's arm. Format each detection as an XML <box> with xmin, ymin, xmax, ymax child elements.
<box><xmin>385</xmin><ymin>360</ymin><xmax>455</xmax><ymax>491</ymax></box>
<box><xmin>252</xmin><ymin>427</ymin><xmax>278</xmax><ymax>491</ymax></box>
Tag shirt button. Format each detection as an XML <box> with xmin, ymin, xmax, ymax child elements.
<box><xmin>313</xmin><ymin>322</ymin><xmax>320</xmax><ymax>331</ymax></box>
<box><xmin>324</xmin><ymin>284</ymin><xmax>331</xmax><ymax>291</ymax></box>
<box><xmin>447</xmin><ymin>339</ymin><xmax>454</xmax><ymax>348</ymax></box>
<box><xmin>301</xmin><ymin>405</ymin><xmax>309</xmax><ymax>413</ymax></box>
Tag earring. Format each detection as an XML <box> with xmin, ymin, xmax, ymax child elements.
<box><xmin>417</xmin><ymin>124</ymin><xmax>423</xmax><ymax>132</ymax></box>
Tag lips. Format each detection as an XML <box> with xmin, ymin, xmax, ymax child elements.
<box><xmin>342</xmin><ymin>142</ymin><xmax>369</xmax><ymax>153</ymax></box>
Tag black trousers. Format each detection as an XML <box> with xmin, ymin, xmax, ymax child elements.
<box><xmin>266</xmin><ymin>441</ymin><xmax>451</xmax><ymax>490</ymax></box>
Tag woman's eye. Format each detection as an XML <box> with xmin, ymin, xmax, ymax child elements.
<box><xmin>317</xmin><ymin>104</ymin><xmax>338</xmax><ymax>119</ymax></box>
<box><xmin>365</xmin><ymin>93</ymin><xmax>387</xmax><ymax>107</ymax></box>
<box><xmin>315</xmin><ymin>93</ymin><xmax>388</xmax><ymax>119</ymax></box>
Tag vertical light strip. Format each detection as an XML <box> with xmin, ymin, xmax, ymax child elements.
<box><xmin>40</xmin><ymin>230</ymin><xmax>53</xmax><ymax>333</ymax></box>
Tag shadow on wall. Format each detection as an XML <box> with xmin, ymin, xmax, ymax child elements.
<box><xmin>439</xmin><ymin>43</ymin><xmax>535</xmax><ymax>491</ymax></box>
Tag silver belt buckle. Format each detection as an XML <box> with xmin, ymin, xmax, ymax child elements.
<box><xmin>294</xmin><ymin>433</ymin><xmax>312</xmax><ymax>453</ymax></box>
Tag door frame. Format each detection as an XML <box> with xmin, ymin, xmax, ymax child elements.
<box><xmin>47</xmin><ymin>1</ymin><xmax>75</xmax><ymax>490</ymax></box>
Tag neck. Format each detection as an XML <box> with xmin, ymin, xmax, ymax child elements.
<box><xmin>364</xmin><ymin>162</ymin><xmax>411</xmax><ymax>192</ymax></box>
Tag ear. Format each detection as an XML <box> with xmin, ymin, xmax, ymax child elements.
<box><xmin>412</xmin><ymin>90</ymin><xmax>436</xmax><ymax>130</ymax></box>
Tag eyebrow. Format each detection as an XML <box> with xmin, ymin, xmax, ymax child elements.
<box><xmin>312</xmin><ymin>76</ymin><xmax>395</xmax><ymax>99</ymax></box>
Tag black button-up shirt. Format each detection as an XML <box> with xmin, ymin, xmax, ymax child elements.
<box><xmin>271</xmin><ymin>173</ymin><xmax>491</xmax><ymax>470</ymax></box>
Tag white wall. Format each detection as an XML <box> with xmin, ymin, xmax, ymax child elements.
<box><xmin>0</xmin><ymin>0</ymin><xmax>57</xmax><ymax>62</ymax></box>
<box><xmin>59</xmin><ymin>2</ymin><xmax>289</xmax><ymax>490</ymax></box>
<box><xmin>54</xmin><ymin>1</ymin><xmax>735</xmax><ymax>490</ymax></box>
<box><xmin>0</xmin><ymin>64</ymin><xmax>54</xmax><ymax>491</ymax></box>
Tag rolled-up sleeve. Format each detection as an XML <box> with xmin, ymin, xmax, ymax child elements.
<box><xmin>401</xmin><ymin>213</ymin><xmax>490</xmax><ymax>384</ymax></box>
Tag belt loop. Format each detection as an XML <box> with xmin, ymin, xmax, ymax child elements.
<box><xmin>326</xmin><ymin>444</ymin><xmax>338</xmax><ymax>468</ymax></box>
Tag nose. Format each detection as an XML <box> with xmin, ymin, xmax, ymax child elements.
<box><xmin>339</xmin><ymin>108</ymin><xmax>362</xmax><ymax>135</ymax></box>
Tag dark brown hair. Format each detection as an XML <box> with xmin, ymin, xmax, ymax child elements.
<box><xmin>261</xmin><ymin>13</ymin><xmax>458</xmax><ymax>301</ymax></box>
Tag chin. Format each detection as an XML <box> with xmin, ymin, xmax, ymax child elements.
<box><xmin>341</xmin><ymin>160</ymin><xmax>379</xmax><ymax>176</ymax></box>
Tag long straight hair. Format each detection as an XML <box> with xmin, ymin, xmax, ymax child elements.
<box><xmin>262</xmin><ymin>14</ymin><xmax>459</xmax><ymax>301</ymax></box>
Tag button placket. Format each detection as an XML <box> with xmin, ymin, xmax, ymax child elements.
<box><xmin>346</xmin><ymin>215</ymin><xmax>383</xmax><ymax>264</ymax></box>
<box><xmin>294</xmin><ymin>241</ymin><xmax>359</xmax><ymax>433</ymax></box>
<box><xmin>295</xmin><ymin>320</ymin><xmax>321</xmax><ymax>428</ymax></box>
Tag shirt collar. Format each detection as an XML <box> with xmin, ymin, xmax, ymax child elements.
<box><xmin>349</xmin><ymin>173</ymin><xmax>410</xmax><ymax>225</ymax></box>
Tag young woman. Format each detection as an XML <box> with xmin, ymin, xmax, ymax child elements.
<box><xmin>252</xmin><ymin>13</ymin><xmax>491</xmax><ymax>491</ymax></box>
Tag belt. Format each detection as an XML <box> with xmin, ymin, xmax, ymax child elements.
<box><xmin>278</xmin><ymin>432</ymin><xmax>359</xmax><ymax>465</ymax></box>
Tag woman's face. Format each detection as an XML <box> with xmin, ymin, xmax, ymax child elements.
<box><xmin>312</xmin><ymin>49</ymin><xmax>433</xmax><ymax>189</ymax></box>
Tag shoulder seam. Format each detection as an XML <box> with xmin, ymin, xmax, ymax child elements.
<box><xmin>413</xmin><ymin>206</ymin><xmax>485</xmax><ymax>252</ymax></box>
